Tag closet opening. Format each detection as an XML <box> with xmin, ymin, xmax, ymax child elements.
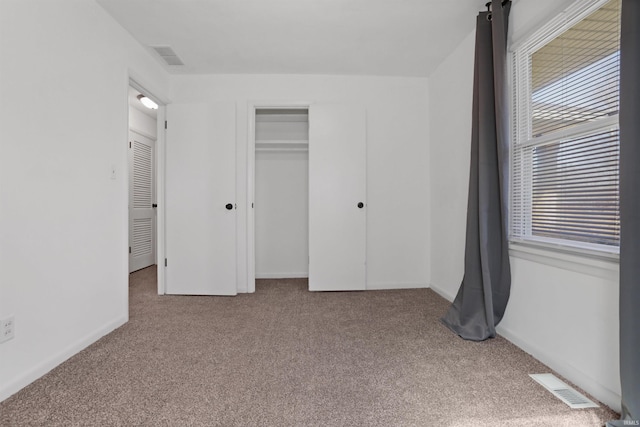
<box><xmin>250</xmin><ymin>107</ymin><xmax>309</xmax><ymax>290</ymax></box>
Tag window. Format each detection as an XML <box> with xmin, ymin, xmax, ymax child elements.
<box><xmin>511</xmin><ymin>0</ymin><xmax>621</xmax><ymax>254</ymax></box>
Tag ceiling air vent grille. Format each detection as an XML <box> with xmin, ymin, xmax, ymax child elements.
<box><xmin>529</xmin><ymin>373</ymin><xmax>599</xmax><ymax>409</ymax></box>
<box><xmin>150</xmin><ymin>46</ymin><xmax>184</xmax><ymax>66</ymax></box>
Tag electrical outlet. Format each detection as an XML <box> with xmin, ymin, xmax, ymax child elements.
<box><xmin>0</xmin><ymin>316</ymin><xmax>15</xmax><ymax>343</ymax></box>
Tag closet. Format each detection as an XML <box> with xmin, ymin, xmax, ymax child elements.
<box><xmin>254</xmin><ymin>108</ymin><xmax>310</xmax><ymax>279</ymax></box>
<box><xmin>163</xmin><ymin>102</ymin><xmax>367</xmax><ymax>296</ymax></box>
<box><xmin>250</xmin><ymin>104</ymin><xmax>367</xmax><ymax>292</ymax></box>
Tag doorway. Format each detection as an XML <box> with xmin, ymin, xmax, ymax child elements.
<box><xmin>127</xmin><ymin>85</ymin><xmax>158</xmax><ymax>275</ymax></box>
<box><xmin>254</xmin><ymin>108</ymin><xmax>310</xmax><ymax>280</ymax></box>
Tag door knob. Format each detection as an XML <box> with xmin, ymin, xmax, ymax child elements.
<box><xmin>152</xmin><ymin>203</ymin><xmax>158</xmax><ymax>208</ymax></box>
<box><xmin>225</xmin><ymin>203</ymin><xmax>233</xmax><ymax>210</ymax></box>
<box><xmin>357</xmin><ymin>202</ymin><xmax>364</xmax><ymax>208</ymax></box>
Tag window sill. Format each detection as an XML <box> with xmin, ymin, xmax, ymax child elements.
<box><xmin>509</xmin><ymin>241</ymin><xmax>619</xmax><ymax>281</ymax></box>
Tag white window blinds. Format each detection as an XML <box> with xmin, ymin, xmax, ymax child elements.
<box><xmin>511</xmin><ymin>0</ymin><xmax>621</xmax><ymax>252</ymax></box>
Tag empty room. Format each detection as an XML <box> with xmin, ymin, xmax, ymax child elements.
<box><xmin>1</xmin><ymin>0</ymin><xmax>638</xmax><ymax>425</ymax></box>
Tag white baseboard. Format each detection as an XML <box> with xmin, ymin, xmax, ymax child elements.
<box><xmin>255</xmin><ymin>272</ymin><xmax>308</xmax><ymax>279</ymax></box>
<box><xmin>428</xmin><ymin>284</ymin><xmax>456</xmax><ymax>302</ymax></box>
<box><xmin>496</xmin><ymin>324</ymin><xmax>622</xmax><ymax>413</ymax></box>
<box><xmin>366</xmin><ymin>282</ymin><xmax>428</xmax><ymax>290</ymax></box>
<box><xmin>0</xmin><ymin>316</ymin><xmax>127</xmax><ymax>403</ymax></box>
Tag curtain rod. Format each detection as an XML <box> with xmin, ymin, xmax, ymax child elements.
<box><xmin>484</xmin><ymin>1</ymin><xmax>510</xmax><ymax>12</ymax></box>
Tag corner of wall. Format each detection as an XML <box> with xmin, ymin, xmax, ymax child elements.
<box><xmin>0</xmin><ymin>316</ymin><xmax>127</xmax><ymax>403</ymax></box>
<box><xmin>428</xmin><ymin>283</ymin><xmax>456</xmax><ymax>302</ymax></box>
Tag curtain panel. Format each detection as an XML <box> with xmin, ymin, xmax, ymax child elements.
<box><xmin>441</xmin><ymin>0</ymin><xmax>512</xmax><ymax>341</ymax></box>
<box><xmin>616</xmin><ymin>0</ymin><xmax>640</xmax><ymax>421</ymax></box>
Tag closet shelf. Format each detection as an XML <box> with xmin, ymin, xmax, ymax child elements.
<box><xmin>256</xmin><ymin>139</ymin><xmax>309</xmax><ymax>152</ymax></box>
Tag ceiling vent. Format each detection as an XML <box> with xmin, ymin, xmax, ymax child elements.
<box><xmin>529</xmin><ymin>373</ymin><xmax>599</xmax><ymax>409</ymax></box>
<box><xmin>150</xmin><ymin>46</ymin><xmax>184</xmax><ymax>66</ymax></box>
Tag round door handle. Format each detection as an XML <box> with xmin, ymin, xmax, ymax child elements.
<box><xmin>357</xmin><ymin>202</ymin><xmax>364</xmax><ymax>209</ymax></box>
<box><xmin>225</xmin><ymin>203</ymin><xmax>233</xmax><ymax>210</ymax></box>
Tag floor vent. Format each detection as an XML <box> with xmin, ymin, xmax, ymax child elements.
<box><xmin>530</xmin><ymin>373</ymin><xmax>599</xmax><ymax>409</ymax></box>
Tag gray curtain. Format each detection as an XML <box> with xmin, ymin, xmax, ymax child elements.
<box><xmin>441</xmin><ymin>0</ymin><xmax>511</xmax><ymax>341</ymax></box>
<box><xmin>617</xmin><ymin>0</ymin><xmax>640</xmax><ymax>421</ymax></box>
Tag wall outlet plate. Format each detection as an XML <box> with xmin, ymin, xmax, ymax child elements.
<box><xmin>0</xmin><ymin>316</ymin><xmax>15</xmax><ymax>343</ymax></box>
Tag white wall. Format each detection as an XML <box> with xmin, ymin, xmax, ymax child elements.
<box><xmin>509</xmin><ymin>0</ymin><xmax>575</xmax><ymax>43</ymax></box>
<box><xmin>428</xmin><ymin>0</ymin><xmax>621</xmax><ymax>412</ymax></box>
<box><xmin>129</xmin><ymin>106</ymin><xmax>157</xmax><ymax>139</ymax></box>
<box><xmin>428</xmin><ymin>30</ymin><xmax>475</xmax><ymax>297</ymax></box>
<box><xmin>255</xmin><ymin>151</ymin><xmax>309</xmax><ymax>278</ymax></box>
<box><xmin>0</xmin><ymin>0</ymin><xmax>170</xmax><ymax>402</ymax></box>
<box><xmin>500</xmin><ymin>253</ymin><xmax>619</xmax><ymax>410</ymax></box>
<box><xmin>171</xmin><ymin>74</ymin><xmax>431</xmax><ymax>292</ymax></box>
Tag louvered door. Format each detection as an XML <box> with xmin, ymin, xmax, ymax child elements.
<box><xmin>129</xmin><ymin>131</ymin><xmax>156</xmax><ymax>272</ymax></box>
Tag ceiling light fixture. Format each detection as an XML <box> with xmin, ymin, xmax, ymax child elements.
<box><xmin>137</xmin><ymin>94</ymin><xmax>158</xmax><ymax>110</ymax></box>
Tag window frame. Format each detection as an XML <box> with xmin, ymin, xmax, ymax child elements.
<box><xmin>509</xmin><ymin>0</ymin><xmax>621</xmax><ymax>262</ymax></box>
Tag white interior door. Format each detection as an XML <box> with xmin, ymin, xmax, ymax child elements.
<box><xmin>165</xmin><ymin>103</ymin><xmax>237</xmax><ymax>295</ymax></box>
<box><xmin>129</xmin><ymin>131</ymin><xmax>156</xmax><ymax>273</ymax></box>
<box><xmin>308</xmin><ymin>104</ymin><xmax>366</xmax><ymax>291</ymax></box>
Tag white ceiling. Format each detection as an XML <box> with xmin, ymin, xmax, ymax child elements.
<box><xmin>97</xmin><ymin>0</ymin><xmax>487</xmax><ymax>77</ymax></box>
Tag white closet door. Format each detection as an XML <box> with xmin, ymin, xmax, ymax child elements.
<box><xmin>165</xmin><ymin>103</ymin><xmax>237</xmax><ymax>295</ymax></box>
<box><xmin>129</xmin><ymin>131</ymin><xmax>155</xmax><ymax>273</ymax></box>
<box><xmin>309</xmin><ymin>105</ymin><xmax>366</xmax><ymax>291</ymax></box>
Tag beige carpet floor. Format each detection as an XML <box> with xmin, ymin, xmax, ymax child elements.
<box><xmin>0</xmin><ymin>266</ymin><xmax>617</xmax><ymax>426</ymax></box>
